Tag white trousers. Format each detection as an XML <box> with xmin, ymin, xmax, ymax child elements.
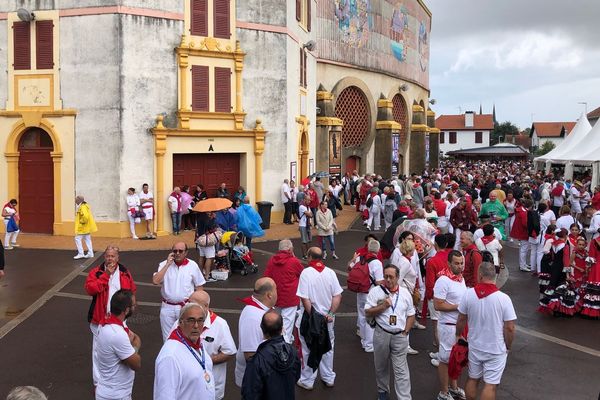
<box><xmin>519</xmin><ymin>240</ymin><xmax>531</xmax><ymax>267</ymax></box>
<box><xmin>75</xmin><ymin>234</ymin><xmax>93</xmax><ymax>256</ymax></box>
<box><xmin>160</xmin><ymin>303</ymin><xmax>182</xmax><ymax>341</ymax></box>
<box><xmin>298</xmin><ymin>319</ymin><xmax>336</xmax><ymax>387</ymax></box>
<box><xmin>505</xmin><ymin>216</ymin><xmax>515</xmax><ymax>238</ymax></box>
<box><xmin>127</xmin><ymin>213</ymin><xmax>137</xmax><ymax>237</ymax></box>
<box><xmin>90</xmin><ymin>323</ymin><xmax>100</xmax><ymax>386</ymax></box>
<box><xmin>279</xmin><ymin>306</ymin><xmax>298</xmax><ymax>344</ymax></box>
<box><xmin>367</xmin><ymin>208</ymin><xmax>381</xmax><ymax>230</ymax></box>
<box><xmin>453</xmin><ymin>228</ymin><xmax>462</xmax><ymax>250</ymax></box>
<box><xmin>3</xmin><ymin>219</ymin><xmax>19</xmax><ymax>246</ymax></box>
<box><xmin>529</xmin><ymin>241</ymin><xmax>539</xmax><ymax>272</ymax></box>
<box><xmin>357</xmin><ymin>293</ymin><xmax>374</xmax><ymax>350</ymax></box>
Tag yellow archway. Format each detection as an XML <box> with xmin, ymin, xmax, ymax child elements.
<box><xmin>296</xmin><ymin>118</ymin><xmax>310</xmax><ymax>181</ymax></box>
<box><xmin>4</xmin><ymin>118</ymin><xmax>64</xmax><ymax>232</ymax></box>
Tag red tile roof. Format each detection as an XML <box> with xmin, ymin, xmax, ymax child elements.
<box><xmin>435</xmin><ymin>114</ymin><xmax>494</xmax><ymax>131</ymax></box>
<box><xmin>505</xmin><ymin>134</ymin><xmax>531</xmax><ymax>148</ymax></box>
<box><xmin>531</xmin><ymin>122</ymin><xmax>575</xmax><ymax>138</ymax></box>
<box><xmin>588</xmin><ymin>106</ymin><xmax>600</xmax><ymax>119</ymax></box>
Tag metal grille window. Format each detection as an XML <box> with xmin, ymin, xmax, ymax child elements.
<box><xmin>335</xmin><ymin>86</ymin><xmax>370</xmax><ymax>147</ymax></box>
<box><xmin>392</xmin><ymin>94</ymin><xmax>408</xmax><ymax>144</ymax></box>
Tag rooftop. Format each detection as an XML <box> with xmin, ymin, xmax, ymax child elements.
<box><xmin>530</xmin><ymin>122</ymin><xmax>576</xmax><ymax>138</ymax></box>
<box><xmin>435</xmin><ymin>114</ymin><xmax>494</xmax><ymax>131</ymax></box>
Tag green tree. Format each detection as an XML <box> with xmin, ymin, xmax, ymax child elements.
<box><xmin>491</xmin><ymin>121</ymin><xmax>519</xmax><ymax>145</ymax></box>
<box><xmin>535</xmin><ymin>141</ymin><xmax>555</xmax><ymax>156</ymax></box>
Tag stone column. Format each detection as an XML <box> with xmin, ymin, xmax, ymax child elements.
<box><xmin>409</xmin><ymin>104</ymin><xmax>428</xmax><ymax>174</ymax></box>
<box><xmin>427</xmin><ymin>109</ymin><xmax>440</xmax><ymax>169</ymax></box>
<box><xmin>375</xmin><ymin>95</ymin><xmax>401</xmax><ymax>177</ymax></box>
<box><xmin>316</xmin><ymin>85</ymin><xmax>343</xmax><ymax>180</ymax></box>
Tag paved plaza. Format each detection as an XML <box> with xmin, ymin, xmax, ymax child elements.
<box><xmin>0</xmin><ymin>219</ymin><xmax>599</xmax><ymax>400</ymax></box>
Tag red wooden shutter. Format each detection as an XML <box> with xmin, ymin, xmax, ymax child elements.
<box><xmin>192</xmin><ymin>65</ymin><xmax>209</xmax><ymax>111</ymax></box>
<box><xmin>13</xmin><ymin>21</ymin><xmax>31</xmax><ymax>70</ymax></box>
<box><xmin>440</xmin><ymin>131</ymin><xmax>445</xmax><ymax>143</ymax></box>
<box><xmin>191</xmin><ymin>0</ymin><xmax>208</xmax><ymax>36</ymax></box>
<box><xmin>296</xmin><ymin>0</ymin><xmax>301</xmax><ymax>21</ymax></box>
<box><xmin>307</xmin><ymin>0</ymin><xmax>311</xmax><ymax>31</ymax></box>
<box><xmin>214</xmin><ymin>0</ymin><xmax>230</xmax><ymax>39</ymax></box>
<box><xmin>36</xmin><ymin>20</ymin><xmax>54</xmax><ymax>69</ymax></box>
<box><xmin>214</xmin><ymin>67</ymin><xmax>231</xmax><ymax>112</ymax></box>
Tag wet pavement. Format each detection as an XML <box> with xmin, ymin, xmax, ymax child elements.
<box><xmin>0</xmin><ymin>220</ymin><xmax>599</xmax><ymax>399</ymax></box>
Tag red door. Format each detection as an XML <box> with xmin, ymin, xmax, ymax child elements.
<box><xmin>173</xmin><ymin>154</ymin><xmax>241</xmax><ymax>197</ymax></box>
<box><xmin>18</xmin><ymin>128</ymin><xmax>54</xmax><ymax>233</ymax></box>
<box><xmin>345</xmin><ymin>156</ymin><xmax>360</xmax><ymax>174</ymax></box>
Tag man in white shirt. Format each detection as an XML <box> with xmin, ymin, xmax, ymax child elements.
<box><xmin>152</xmin><ymin>242</ymin><xmax>206</xmax><ymax>341</ymax></box>
<box><xmin>354</xmin><ymin>240</ymin><xmax>384</xmax><ymax>352</ymax></box>
<box><xmin>298</xmin><ymin>197</ymin><xmax>313</xmax><ymax>259</ymax></box>
<box><xmin>235</xmin><ymin>277</ymin><xmax>278</xmax><ymax>387</ymax></box>
<box><xmin>281</xmin><ymin>179</ymin><xmax>292</xmax><ymax>225</ymax></box>
<box><xmin>367</xmin><ymin>188</ymin><xmax>383</xmax><ymax>231</ymax></box>
<box><xmin>586</xmin><ymin>205</ymin><xmax>600</xmax><ymax>240</ymax></box>
<box><xmin>434</xmin><ymin>250</ymin><xmax>467</xmax><ymax>400</ymax></box>
<box><xmin>365</xmin><ymin>264</ymin><xmax>415</xmax><ymax>400</ymax></box>
<box><xmin>570</xmin><ymin>182</ymin><xmax>582</xmax><ymax>218</ymax></box>
<box><xmin>154</xmin><ymin>303</ymin><xmax>215</xmax><ymax>400</ymax></box>
<box><xmin>456</xmin><ymin>262</ymin><xmax>517</xmax><ymax>400</ymax></box>
<box><xmin>138</xmin><ymin>183</ymin><xmax>155</xmax><ymax>238</ymax></box>
<box><xmin>296</xmin><ymin>247</ymin><xmax>343</xmax><ymax>390</ymax></box>
<box><xmin>95</xmin><ymin>290</ymin><xmax>141</xmax><ymax>400</ymax></box>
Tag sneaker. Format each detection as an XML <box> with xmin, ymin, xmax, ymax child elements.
<box><xmin>85</xmin><ymin>253</ymin><xmax>94</xmax><ymax>258</ymax></box>
<box><xmin>364</xmin><ymin>346</ymin><xmax>374</xmax><ymax>353</ymax></box>
<box><xmin>73</xmin><ymin>254</ymin><xmax>85</xmax><ymax>259</ymax></box>
<box><xmin>431</xmin><ymin>358</ymin><xmax>440</xmax><ymax>367</ymax></box>
<box><xmin>322</xmin><ymin>380</ymin><xmax>334</xmax><ymax>387</ymax></box>
<box><xmin>437</xmin><ymin>392</ymin><xmax>454</xmax><ymax>400</ymax></box>
<box><xmin>10</xmin><ymin>243</ymin><xmax>20</xmax><ymax>247</ymax></box>
<box><xmin>449</xmin><ymin>387</ymin><xmax>466</xmax><ymax>400</ymax></box>
<box><xmin>520</xmin><ymin>266</ymin><xmax>532</xmax><ymax>272</ymax></box>
<box><xmin>407</xmin><ymin>346</ymin><xmax>419</xmax><ymax>355</ymax></box>
<box><xmin>414</xmin><ymin>321</ymin><xmax>426</xmax><ymax>330</ymax></box>
<box><xmin>429</xmin><ymin>352</ymin><xmax>439</xmax><ymax>359</ymax></box>
<box><xmin>296</xmin><ymin>381</ymin><xmax>313</xmax><ymax>391</ymax></box>
<box><xmin>332</xmin><ymin>253</ymin><xmax>339</xmax><ymax>260</ymax></box>
<box><xmin>132</xmin><ymin>236</ymin><xmax>139</xmax><ymax>240</ymax></box>
<box><xmin>4</xmin><ymin>246</ymin><xmax>14</xmax><ymax>250</ymax></box>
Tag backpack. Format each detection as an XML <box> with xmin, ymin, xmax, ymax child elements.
<box><xmin>366</xmin><ymin>195</ymin><xmax>373</xmax><ymax>208</ymax></box>
<box><xmin>347</xmin><ymin>255</ymin><xmax>378</xmax><ymax>293</ymax></box>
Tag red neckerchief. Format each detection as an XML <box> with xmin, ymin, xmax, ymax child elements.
<box><xmin>544</xmin><ymin>234</ymin><xmax>554</xmax><ymax>242</ymax></box>
<box><xmin>3</xmin><ymin>202</ymin><xmax>15</xmax><ymax>211</ymax></box>
<box><xmin>209</xmin><ymin>310</ymin><xmax>217</xmax><ymax>324</ymax></box>
<box><xmin>170</xmin><ymin>191</ymin><xmax>182</xmax><ymax>211</ymax></box>
<box><xmin>553</xmin><ymin>239</ymin><xmax>565</xmax><ymax>247</ymax></box>
<box><xmin>567</xmin><ymin>234</ymin><xmax>578</xmax><ymax>247</ymax></box>
<box><xmin>309</xmin><ymin>259</ymin><xmax>326</xmax><ymax>272</ymax></box>
<box><xmin>481</xmin><ymin>235</ymin><xmax>495</xmax><ymax>245</ymax></box>
<box><xmin>413</xmin><ymin>183</ymin><xmax>420</xmax><ymax>189</ymax></box>
<box><xmin>439</xmin><ymin>267</ymin><xmax>464</xmax><ymax>283</ymax></box>
<box><xmin>174</xmin><ymin>258</ymin><xmax>190</xmax><ymax>267</ymax></box>
<box><xmin>387</xmin><ymin>285</ymin><xmax>399</xmax><ymax>294</ymax></box>
<box><xmin>474</xmin><ymin>283</ymin><xmax>499</xmax><ymax>299</ymax></box>
<box><xmin>101</xmin><ymin>314</ymin><xmax>130</xmax><ymax>334</ymax></box>
<box><xmin>238</xmin><ymin>296</ymin><xmax>265</xmax><ymax>310</ymax></box>
<box><xmin>168</xmin><ymin>327</ymin><xmax>201</xmax><ymax>350</ymax></box>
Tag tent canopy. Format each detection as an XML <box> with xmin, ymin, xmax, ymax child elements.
<box><xmin>534</xmin><ymin>113</ymin><xmax>591</xmax><ymax>163</ymax></box>
<box><xmin>553</xmin><ymin>116</ymin><xmax>600</xmax><ymax>165</ymax></box>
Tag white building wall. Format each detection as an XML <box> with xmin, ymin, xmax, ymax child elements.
<box><xmin>439</xmin><ymin>130</ymin><xmax>490</xmax><ymax>155</ymax></box>
<box><xmin>0</xmin><ymin>20</ymin><xmax>6</xmax><ymax>109</ymax></box>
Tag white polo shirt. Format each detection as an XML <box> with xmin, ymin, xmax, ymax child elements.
<box><xmin>434</xmin><ymin>275</ymin><xmax>467</xmax><ymax>325</ymax></box>
<box><xmin>154</xmin><ymin>339</ymin><xmax>215</xmax><ymax>400</ymax></box>
<box><xmin>155</xmin><ymin>259</ymin><xmax>205</xmax><ymax>303</ymax></box>
<box><xmin>95</xmin><ymin>324</ymin><xmax>136</xmax><ymax>399</ymax></box>
<box><xmin>365</xmin><ymin>285</ymin><xmax>414</xmax><ymax>332</ymax></box>
<box><xmin>234</xmin><ymin>297</ymin><xmax>269</xmax><ymax>387</ymax></box>
<box><xmin>299</xmin><ymin>205</ymin><xmax>309</xmax><ymax>227</ymax></box>
<box><xmin>139</xmin><ymin>190</ymin><xmax>154</xmax><ymax>206</ymax></box>
<box><xmin>296</xmin><ymin>266</ymin><xmax>343</xmax><ymax>317</ymax></box>
<box><xmin>458</xmin><ymin>288</ymin><xmax>517</xmax><ymax>355</ymax></box>
<box><xmin>203</xmin><ymin>312</ymin><xmax>237</xmax><ymax>400</ymax></box>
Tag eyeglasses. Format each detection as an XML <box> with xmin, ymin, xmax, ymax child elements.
<box><xmin>172</xmin><ymin>249</ymin><xmax>186</xmax><ymax>254</ymax></box>
<box><xmin>183</xmin><ymin>318</ymin><xmax>204</xmax><ymax>326</ymax></box>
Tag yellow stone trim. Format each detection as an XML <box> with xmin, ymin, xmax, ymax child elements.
<box><xmin>429</xmin><ymin>128</ymin><xmax>441</xmax><ymax>134</ymax></box>
<box><xmin>177</xmin><ymin>110</ymin><xmax>246</xmax><ymax>121</ymax></box>
<box><xmin>377</xmin><ymin>99</ymin><xmax>393</xmax><ymax>108</ymax></box>
<box><xmin>411</xmin><ymin>124</ymin><xmax>429</xmax><ymax>132</ymax></box>
<box><xmin>317</xmin><ymin>91</ymin><xmax>333</xmax><ymax>101</ymax></box>
<box><xmin>176</xmin><ymin>46</ymin><xmax>243</xmax><ymax>60</ymax></box>
<box><xmin>412</xmin><ymin>104</ymin><xmax>425</xmax><ymax>113</ymax></box>
<box><xmin>316</xmin><ymin>117</ymin><xmax>343</xmax><ymax>126</ymax></box>
<box><xmin>427</xmin><ymin>110</ymin><xmax>436</xmax><ymax>117</ymax></box>
<box><xmin>0</xmin><ymin>109</ymin><xmax>76</xmax><ymax>117</ymax></box>
<box><xmin>376</xmin><ymin>121</ymin><xmax>401</xmax><ymax>130</ymax></box>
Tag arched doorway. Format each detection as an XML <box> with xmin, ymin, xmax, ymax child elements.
<box><xmin>18</xmin><ymin>128</ymin><xmax>54</xmax><ymax>233</ymax></box>
<box><xmin>392</xmin><ymin>94</ymin><xmax>408</xmax><ymax>173</ymax></box>
<box><xmin>299</xmin><ymin>128</ymin><xmax>309</xmax><ymax>180</ymax></box>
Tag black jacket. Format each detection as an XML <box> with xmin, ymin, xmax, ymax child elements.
<box><xmin>241</xmin><ymin>335</ymin><xmax>301</xmax><ymax>400</ymax></box>
<box><xmin>299</xmin><ymin>310</ymin><xmax>331</xmax><ymax>370</ymax></box>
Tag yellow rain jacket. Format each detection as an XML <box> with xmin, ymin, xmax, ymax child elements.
<box><xmin>75</xmin><ymin>202</ymin><xmax>97</xmax><ymax>235</ymax></box>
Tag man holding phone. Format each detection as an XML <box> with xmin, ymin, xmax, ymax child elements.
<box><xmin>153</xmin><ymin>242</ymin><xmax>206</xmax><ymax>341</ymax></box>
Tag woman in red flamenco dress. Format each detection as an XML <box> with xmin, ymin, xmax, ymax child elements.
<box><xmin>578</xmin><ymin>237</ymin><xmax>600</xmax><ymax>319</ymax></box>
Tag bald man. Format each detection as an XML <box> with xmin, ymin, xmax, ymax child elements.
<box><xmin>235</xmin><ymin>277</ymin><xmax>277</xmax><ymax>387</ymax></box>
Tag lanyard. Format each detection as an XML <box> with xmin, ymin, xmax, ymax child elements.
<box><xmin>175</xmin><ymin>330</ymin><xmax>206</xmax><ymax>371</ymax></box>
<box><xmin>389</xmin><ymin>291</ymin><xmax>400</xmax><ymax>313</ymax></box>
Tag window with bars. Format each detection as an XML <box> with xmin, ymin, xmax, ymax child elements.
<box><xmin>392</xmin><ymin>94</ymin><xmax>408</xmax><ymax>145</ymax></box>
<box><xmin>335</xmin><ymin>86</ymin><xmax>370</xmax><ymax>147</ymax></box>
<box><xmin>449</xmin><ymin>131</ymin><xmax>457</xmax><ymax>144</ymax></box>
<box><xmin>475</xmin><ymin>131</ymin><xmax>483</xmax><ymax>144</ymax></box>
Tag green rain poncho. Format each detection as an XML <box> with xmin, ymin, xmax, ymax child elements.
<box><xmin>479</xmin><ymin>199</ymin><xmax>509</xmax><ymax>240</ymax></box>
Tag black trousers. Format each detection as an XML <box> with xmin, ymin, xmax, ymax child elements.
<box><xmin>283</xmin><ymin>201</ymin><xmax>292</xmax><ymax>224</ymax></box>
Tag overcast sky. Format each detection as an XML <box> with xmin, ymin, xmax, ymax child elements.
<box><xmin>425</xmin><ymin>0</ymin><xmax>600</xmax><ymax>129</ymax></box>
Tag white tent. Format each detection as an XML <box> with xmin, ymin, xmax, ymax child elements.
<box><xmin>554</xmin><ymin>116</ymin><xmax>600</xmax><ymax>165</ymax></box>
<box><xmin>534</xmin><ymin>114</ymin><xmax>592</xmax><ymax>163</ymax></box>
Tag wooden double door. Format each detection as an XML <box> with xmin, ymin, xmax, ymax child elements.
<box><xmin>173</xmin><ymin>153</ymin><xmax>241</xmax><ymax>197</ymax></box>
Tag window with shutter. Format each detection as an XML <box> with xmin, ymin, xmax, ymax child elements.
<box><xmin>302</xmin><ymin>50</ymin><xmax>307</xmax><ymax>88</ymax></box>
<box><xmin>296</xmin><ymin>0</ymin><xmax>301</xmax><ymax>21</ymax></box>
<box><xmin>192</xmin><ymin>65</ymin><xmax>209</xmax><ymax>111</ymax></box>
<box><xmin>299</xmin><ymin>48</ymin><xmax>305</xmax><ymax>87</ymax></box>
<box><xmin>440</xmin><ymin>131</ymin><xmax>445</xmax><ymax>143</ymax></box>
<box><xmin>307</xmin><ymin>0</ymin><xmax>311</xmax><ymax>31</ymax></box>
<box><xmin>190</xmin><ymin>0</ymin><xmax>208</xmax><ymax>36</ymax></box>
<box><xmin>214</xmin><ymin>67</ymin><xmax>231</xmax><ymax>113</ymax></box>
<box><xmin>214</xmin><ymin>0</ymin><xmax>230</xmax><ymax>39</ymax></box>
<box><xmin>449</xmin><ymin>131</ymin><xmax>457</xmax><ymax>144</ymax></box>
<box><xmin>475</xmin><ymin>131</ymin><xmax>482</xmax><ymax>144</ymax></box>
<box><xmin>13</xmin><ymin>21</ymin><xmax>31</xmax><ymax>70</ymax></box>
<box><xmin>36</xmin><ymin>20</ymin><xmax>54</xmax><ymax>70</ymax></box>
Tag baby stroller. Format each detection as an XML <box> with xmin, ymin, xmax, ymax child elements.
<box><xmin>221</xmin><ymin>231</ymin><xmax>258</xmax><ymax>276</ymax></box>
